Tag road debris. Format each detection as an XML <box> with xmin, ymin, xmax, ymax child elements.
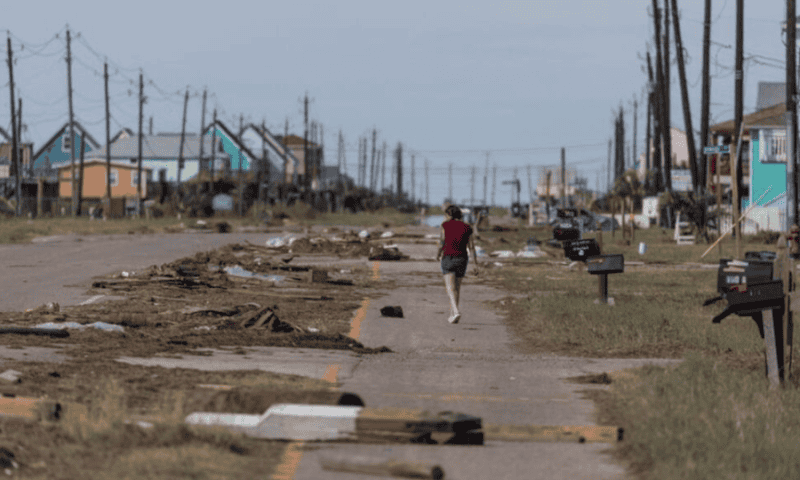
<box><xmin>319</xmin><ymin>456</ymin><xmax>444</xmax><ymax>480</ymax></box>
<box><xmin>380</xmin><ymin>306</ymin><xmax>404</xmax><ymax>318</ymax></box>
<box><xmin>0</xmin><ymin>370</ymin><xmax>22</xmax><ymax>384</ymax></box>
<box><xmin>0</xmin><ymin>327</ymin><xmax>69</xmax><ymax>338</ymax></box>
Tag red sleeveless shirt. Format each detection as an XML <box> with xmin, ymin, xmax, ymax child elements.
<box><xmin>441</xmin><ymin>219</ymin><xmax>472</xmax><ymax>257</ymax></box>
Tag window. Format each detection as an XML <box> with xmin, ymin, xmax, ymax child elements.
<box><xmin>61</xmin><ymin>134</ymin><xmax>72</xmax><ymax>154</ymax></box>
<box><xmin>760</xmin><ymin>130</ymin><xmax>787</xmax><ymax>163</ymax></box>
<box><xmin>131</xmin><ymin>170</ymin><xmax>146</xmax><ymax>188</ymax></box>
<box><xmin>106</xmin><ymin>169</ymin><xmax>119</xmax><ymax>187</ymax></box>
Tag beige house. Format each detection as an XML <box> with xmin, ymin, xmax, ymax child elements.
<box><xmin>636</xmin><ymin>127</ymin><xmax>691</xmax><ymax>182</ymax></box>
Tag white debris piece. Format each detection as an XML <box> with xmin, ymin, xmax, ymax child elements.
<box><xmin>186</xmin><ymin>404</ymin><xmax>363</xmax><ymax>441</ymax></box>
<box><xmin>492</xmin><ymin>250</ymin><xmax>515</xmax><ymax>258</ymax></box>
<box><xmin>358</xmin><ymin>230</ymin><xmax>371</xmax><ymax>239</ymax></box>
<box><xmin>380</xmin><ymin>231</ymin><xmax>394</xmax><ymax>238</ymax></box>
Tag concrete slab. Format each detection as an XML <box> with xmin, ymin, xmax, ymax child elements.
<box><xmin>116</xmin><ymin>346</ymin><xmax>361</xmax><ymax>380</ymax></box>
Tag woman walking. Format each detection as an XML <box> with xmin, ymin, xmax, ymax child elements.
<box><xmin>436</xmin><ymin>205</ymin><xmax>479</xmax><ymax>324</ymax></box>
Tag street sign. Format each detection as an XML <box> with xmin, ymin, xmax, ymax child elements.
<box><xmin>703</xmin><ymin>145</ymin><xmax>730</xmax><ymax>155</ymax></box>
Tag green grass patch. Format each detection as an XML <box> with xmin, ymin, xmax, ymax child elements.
<box><xmin>492</xmin><ymin>262</ymin><xmax>766</xmax><ymax>357</ymax></box>
<box><xmin>592</xmin><ymin>354</ymin><xmax>800</xmax><ymax>479</ymax></box>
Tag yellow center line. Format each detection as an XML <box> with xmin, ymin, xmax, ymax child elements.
<box><xmin>321</xmin><ymin>364</ymin><xmax>341</xmax><ymax>384</ymax></box>
<box><xmin>371</xmin><ymin>261</ymin><xmax>380</xmax><ymax>280</ymax></box>
<box><xmin>348</xmin><ymin>298</ymin><xmax>370</xmax><ymax>341</ymax></box>
<box><xmin>271</xmin><ymin>441</ymin><xmax>306</xmax><ymax>480</ymax></box>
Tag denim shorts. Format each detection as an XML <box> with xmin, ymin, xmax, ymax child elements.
<box><xmin>441</xmin><ymin>255</ymin><xmax>469</xmax><ymax>278</ymax></box>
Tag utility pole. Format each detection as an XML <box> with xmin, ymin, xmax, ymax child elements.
<box><xmin>261</xmin><ymin>120</ymin><xmax>269</xmax><ymax>203</ymax></box>
<box><xmin>136</xmin><ymin>71</ymin><xmax>144</xmax><ymax>218</ymax></box>
<box><xmin>149</xmin><ymin>116</ymin><xmax>153</xmax><ymax>136</ymax></box>
<box><xmin>607</xmin><ymin>139</ymin><xmax>612</xmax><ymax>191</ymax></box>
<box><xmin>381</xmin><ymin>141</ymin><xmax>387</xmax><ymax>193</ymax></box>
<box><xmin>671</xmin><ymin>0</ymin><xmax>700</xmax><ymax>194</ymax></box>
<box><xmin>492</xmin><ymin>164</ymin><xmax>497</xmax><ymax>206</ymax></box>
<box><xmin>470</xmin><ymin>164</ymin><xmax>476</xmax><ymax>206</ymax></box>
<box><xmin>370</xmin><ymin>129</ymin><xmax>377</xmax><ymax>192</ymax></box>
<box><xmin>66</xmin><ymin>28</ymin><xmax>77</xmax><ymax>217</ymax></box>
<box><xmin>733</xmin><ymin>0</ymin><xmax>744</xmax><ymax>257</ymax></box>
<box><xmin>77</xmin><ymin>129</ymin><xmax>86</xmax><ymax>216</ymax></box>
<box><xmin>210</xmin><ymin>108</ymin><xmax>218</xmax><ymax>184</ymax></box>
<box><xmin>448</xmin><ymin>163</ymin><xmax>453</xmax><ymax>202</ymax></box>
<box><xmin>338</xmin><ymin>130</ymin><xmax>345</xmax><ymax>193</ymax></box>
<box><xmin>199</xmin><ymin>89</ymin><xmax>207</xmax><ymax>175</ymax></box>
<box><xmin>662</xmin><ymin>0</ymin><xmax>673</xmax><ymax>192</ymax></box>
<box><xmin>303</xmin><ymin>93</ymin><xmax>309</xmax><ymax>190</ymax></box>
<box><xmin>177</xmin><ymin>88</ymin><xmax>189</xmax><ymax>200</ymax></box>
<box><xmin>6</xmin><ymin>35</ymin><xmax>19</xmax><ymax>217</ymax></box>
<box><xmin>652</xmin><ymin>0</ymin><xmax>666</xmax><ymax>192</ymax></box>
<box><xmin>425</xmin><ymin>159</ymin><xmax>430</xmax><ymax>205</ymax></box>
<box><xmin>561</xmin><ymin>147</ymin><xmax>566</xmax><ymax>208</ymax></box>
<box><xmin>647</xmin><ymin>51</ymin><xmax>663</xmax><ymax>191</ymax></box>
<box><xmin>700</xmin><ymin>0</ymin><xmax>712</xmax><ymax>191</ymax></box>
<box><xmin>411</xmin><ymin>153</ymin><xmax>416</xmax><ymax>203</ymax></box>
<box><xmin>787</xmin><ymin>0</ymin><xmax>798</xmax><ymax>229</ymax></box>
<box><xmin>632</xmin><ymin>97</ymin><xmax>638</xmax><ymax>171</ymax></box>
<box><xmin>396</xmin><ymin>142</ymin><xmax>403</xmax><ymax>197</ymax></box>
<box><xmin>483</xmin><ymin>152</ymin><xmax>489</xmax><ymax>205</ymax></box>
<box><xmin>284</xmin><ymin>118</ymin><xmax>289</xmax><ymax>185</ymax></box>
<box><xmin>104</xmin><ymin>61</ymin><xmax>111</xmax><ymax>216</ymax></box>
<box><xmin>526</xmin><ymin>165</ymin><xmax>533</xmax><ymax>205</ymax></box>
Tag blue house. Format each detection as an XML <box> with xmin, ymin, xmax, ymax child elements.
<box><xmin>32</xmin><ymin>121</ymin><xmax>101</xmax><ymax>180</ymax></box>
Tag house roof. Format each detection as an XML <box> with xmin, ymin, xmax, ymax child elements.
<box><xmin>276</xmin><ymin>134</ymin><xmax>320</xmax><ymax>148</ymax></box>
<box><xmin>241</xmin><ymin>123</ymin><xmax>300</xmax><ymax>168</ymax></box>
<box><xmin>756</xmin><ymin>82</ymin><xmax>786</xmax><ymax>111</ymax></box>
<box><xmin>110</xmin><ymin>127</ymin><xmax>135</xmax><ymax>144</ymax></box>
<box><xmin>709</xmin><ymin>102</ymin><xmax>787</xmax><ymax>136</ymax></box>
<box><xmin>32</xmin><ymin>121</ymin><xmax>102</xmax><ymax>160</ymax></box>
<box><xmin>51</xmin><ymin>158</ymin><xmax>154</xmax><ymax>171</ymax></box>
<box><xmin>87</xmin><ymin>120</ymin><xmax>259</xmax><ymax>162</ymax></box>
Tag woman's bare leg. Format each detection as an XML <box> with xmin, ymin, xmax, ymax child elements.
<box><xmin>454</xmin><ymin>276</ymin><xmax>462</xmax><ymax>309</ymax></box>
<box><xmin>444</xmin><ymin>273</ymin><xmax>459</xmax><ymax>318</ymax></box>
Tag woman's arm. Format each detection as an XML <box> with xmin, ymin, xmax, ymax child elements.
<box><xmin>436</xmin><ymin>226</ymin><xmax>445</xmax><ymax>260</ymax></box>
<box><xmin>468</xmin><ymin>233</ymin><xmax>479</xmax><ymax>267</ymax></box>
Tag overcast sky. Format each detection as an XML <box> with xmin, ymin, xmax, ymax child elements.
<box><xmin>0</xmin><ymin>0</ymin><xmax>791</xmax><ymax>205</ymax></box>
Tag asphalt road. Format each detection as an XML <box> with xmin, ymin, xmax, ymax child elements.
<box><xmin>0</xmin><ymin>231</ymin><xmax>274</xmax><ymax>312</ymax></box>
<box><xmin>0</xmin><ymin>231</ymin><xmax>682</xmax><ymax>479</ymax></box>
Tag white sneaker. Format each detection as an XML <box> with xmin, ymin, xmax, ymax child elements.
<box><xmin>448</xmin><ymin>313</ymin><xmax>461</xmax><ymax>324</ymax></box>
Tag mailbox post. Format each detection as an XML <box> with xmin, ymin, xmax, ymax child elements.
<box><xmin>709</xmin><ymin>257</ymin><xmax>789</xmax><ymax>387</ymax></box>
<box><xmin>587</xmin><ymin>254</ymin><xmax>624</xmax><ymax>304</ymax></box>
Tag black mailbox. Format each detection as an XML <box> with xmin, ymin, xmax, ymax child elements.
<box><xmin>587</xmin><ymin>254</ymin><xmax>624</xmax><ymax>275</ymax></box>
<box><xmin>717</xmin><ymin>259</ymin><xmax>774</xmax><ymax>294</ymax></box>
<box><xmin>564</xmin><ymin>239</ymin><xmax>601</xmax><ymax>262</ymax></box>
<box><xmin>553</xmin><ymin>227</ymin><xmax>580</xmax><ymax>241</ymax></box>
<box><xmin>712</xmin><ymin>280</ymin><xmax>785</xmax><ymax>323</ymax></box>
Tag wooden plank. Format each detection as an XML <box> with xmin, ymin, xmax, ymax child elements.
<box><xmin>0</xmin><ymin>396</ymin><xmax>61</xmax><ymax>421</ymax></box>
<box><xmin>484</xmin><ymin>423</ymin><xmax>622</xmax><ymax>443</ymax></box>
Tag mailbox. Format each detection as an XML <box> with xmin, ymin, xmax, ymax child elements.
<box><xmin>587</xmin><ymin>254</ymin><xmax>624</xmax><ymax>275</ymax></box>
<box><xmin>553</xmin><ymin>227</ymin><xmax>580</xmax><ymax>241</ymax></box>
<box><xmin>564</xmin><ymin>239</ymin><xmax>601</xmax><ymax>262</ymax></box>
<box><xmin>716</xmin><ymin>259</ymin><xmax>774</xmax><ymax>295</ymax></box>
<box><xmin>744</xmin><ymin>251</ymin><xmax>778</xmax><ymax>262</ymax></box>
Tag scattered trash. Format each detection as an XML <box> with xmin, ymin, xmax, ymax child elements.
<box><xmin>424</xmin><ymin>234</ymin><xmax>440</xmax><ymax>240</ymax></box>
<box><xmin>0</xmin><ymin>327</ymin><xmax>69</xmax><ymax>338</ymax></box>
<box><xmin>638</xmin><ymin>242</ymin><xmax>647</xmax><ymax>255</ymax></box>
<box><xmin>380</xmin><ymin>231</ymin><xmax>394</xmax><ymax>238</ymax></box>
<box><xmin>493</xmin><ymin>262</ymin><xmax>504</xmax><ymax>268</ymax></box>
<box><xmin>33</xmin><ymin>321</ymin><xmax>124</xmax><ymax>333</ymax></box>
<box><xmin>121</xmin><ymin>271</ymin><xmax>132</xmax><ymax>278</ymax></box>
<box><xmin>193</xmin><ymin>326</ymin><xmax>216</xmax><ymax>332</ymax></box>
<box><xmin>516</xmin><ymin>245</ymin><xmax>546</xmax><ymax>258</ymax></box>
<box><xmin>25</xmin><ymin>302</ymin><xmax>60</xmax><ymax>313</ymax></box>
<box><xmin>369</xmin><ymin>247</ymin><xmax>408</xmax><ymax>261</ymax></box>
<box><xmin>359</xmin><ymin>230</ymin><xmax>371</xmax><ymax>239</ymax></box>
<box><xmin>492</xmin><ymin>250</ymin><xmax>515</xmax><ymax>258</ymax></box>
<box><xmin>380</xmin><ymin>306</ymin><xmax>404</xmax><ymax>318</ymax></box>
<box><xmin>308</xmin><ymin>327</ymin><xmax>320</xmax><ymax>333</ymax></box>
<box><xmin>0</xmin><ymin>370</ymin><xmax>22</xmax><ymax>384</ymax></box>
<box><xmin>320</xmin><ymin>456</ymin><xmax>444</xmax><ymax>480</ymax></box>
<box><xmin>235</xmin><ymin>307</ymin><xmax>297</xmax><ymax>332</ymax></box>
<box><xmin>475</xmin><ymin>246</ymin><xmax>488</xmax><ymax>257</ymax></box>
<box><xmin>223</xmin><ymin>266</ymin><xmax>285</xmax><ymax>284</ymax></box>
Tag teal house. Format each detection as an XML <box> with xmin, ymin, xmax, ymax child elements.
<box><xmin>32</xmin><ymin>121</ymin><xmax>101</xmax><ymax>180</ymax></box>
